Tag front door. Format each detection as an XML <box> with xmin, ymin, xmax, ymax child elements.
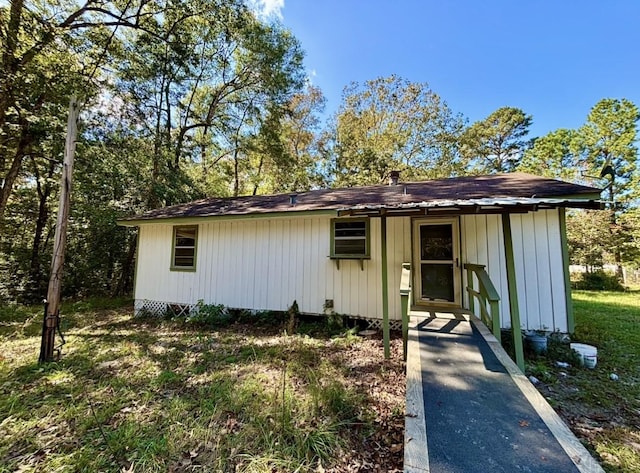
<box><xmin>413</xmin><ymin>218</ymin><xmax>461</xmax><ymax>306</ymax></box>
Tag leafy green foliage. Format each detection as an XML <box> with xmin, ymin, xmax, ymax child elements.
<box><xmin>566</xmin><ymin>210</ymin><xmax>612</xmax><ymax>270</ymax></box>
<box><xmin>578</xmin><ymin>99</ymin><xmax>639</xmax><ymax>204</ymax></box>
<box><xmin>460</xmin><ymin>106</ymin><xmax>533</xmax><ymax>173</ymax></box>
<box><xmin>187</xmin><ymin>301</ymin><xmax>230</xmax><ymax>327</ymax></box>
<box><xmin>243</xmin><ymin>84</ymin><xmax>327</xmax><ymax>194</ymax></box>
<box><xmin>520</xmin><ymin>128</ymin><xmax>585</xmax><ymax>180</ymax></box>
<box><xmin>618</xmin><ymin>208</ymin><xmax>640</xmax><ymax>269</ymax></box>
<box><xmin>1</xmin><ymin>0</ymin><xmax>638</xmax><ymax>305</ymax></box>
<box><xmin>571</xmin><ymin>271</ymin><xmax>626</xmax><ymax>291</ymax></box>
<box><xmin>326</xmin><ymin>75</ymin><xmax>466</xmax><ymax>186</ymax></box>
<box><xmin>521</xmin><ymin>99</ymin><xmax>639</xmax><ymax>276</ymax></box>
<box><xmin>0</xmin><ymin>0</ymin><xmax>307</xmax><ymax>303</ymax></box>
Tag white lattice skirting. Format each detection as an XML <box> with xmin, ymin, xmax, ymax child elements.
<box><xmin>134</xmin><ymin>299</ymin><xmax>404</xmax><ymax>330</ymax></box>
<box><xmin>134</xmin><ymin>299</ymin><xmax>195</xmax><ymax>318</ymax></box>
<box><xmin>364</xmin><ymin>318</ymin><xmax>403</xmax><ymax>331</ymax></box>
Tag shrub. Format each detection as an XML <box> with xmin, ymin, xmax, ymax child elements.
<box><xmin>188</xmin><ymin>300</ymin><xmax>230</xmax><ymax>326</ymax></box>
<box><xmin>571</xmin><ymin>271</ymin><xmax>625</xmax><ymax>291</ymax></box>
<box><xmin>326</xmin><ymin>311</ymin><xmax>346</xmax><ymax>334</ymax></box>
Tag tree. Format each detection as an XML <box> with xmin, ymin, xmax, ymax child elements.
<box><xmin>577</xmin><ymin>98</ymin><xmax>639</xmax><ymax>278</ymax></box>
<box><xmin>0</xmin><ymin>0</ymin><xmax>308</xmax><ymax>303</ymax></box>
<box><xmin>0</xmin><ymin>0</ymin><xmax>162</xmax><ymax>220</ymax></box>
<box><xmin>618</xmin><ymin>208</ymin><xmax>640</xmax><ymax>270</ymax></box>
<box><xmin>566</xmin><ymin>210</ymin><xmax>612</xmax><ymax>271</ymax></box>
<box><xmin>524</xmin><ymin>98</ymin><xmax>640</xmax><ymax>280</ymax></box>
<box><xmin>325</xmin><ymin>75</ymin><xmax>465</xmax><ymax>186</ymax></box>
<box><xmin>460</xmin><ymin>107</ymin><xmax>532</xmax><ymax>174</ymax></box>
<box><xmin>518</xmin><ymin>128</ymin><xmax>585</xmax><ymax>181</ymax></box>
<box><xmin>245</xmin><ymin>83</ymin><xmax>326</xmax><ymax>194</ymax></box>
<box><xmin>112</xmin><ymin>3</ymin><xmax>304</xmax><ymax>204</ymax></box>
<box><xmin>577</xmin><ymin>98</ymin><xmax>639</xmax><ymax>201</ymax></box>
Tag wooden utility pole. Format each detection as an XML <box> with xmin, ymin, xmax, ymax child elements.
<box><xmin>39</xmin><ymin>96</ymin><xmax>80</xmax><ymax>363</ymax></box>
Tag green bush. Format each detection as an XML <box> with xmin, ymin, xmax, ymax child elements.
<box><xmin>571</xmin><ymin>271</ymin><xmax>625</xmax><ymax>291</ymax></box>
<box><xmin>188</xmin><ymin>300</ymin><xmax>230</xmax><ymax>326</ymax></box>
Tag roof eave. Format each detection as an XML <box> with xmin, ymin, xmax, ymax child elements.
<box><xmin>337</xmin><ymin>197</ymin><xmax>604</xmax><ymax>217</ymax></box>
<box><xmin>116</xmin><ymin>208</ymin><xmax>339</xmax><ymax>226</ymax></box>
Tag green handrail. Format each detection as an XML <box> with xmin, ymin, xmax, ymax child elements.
<box><xmin>464</xmin><ymin>263</ymin><xmax>501</xmax><ymax>340</ymax></box>
<box><xmin>464</xmin><ymin>263</ymin><xmax>525</xmax><ymax>372</ymax></box>
<box><xmin>400</xmin><ymin>262</ymin><xmax>411</xmax><ymax>360</ymax></box>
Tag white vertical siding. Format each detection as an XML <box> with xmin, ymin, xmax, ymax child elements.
<box><xmin>461</xmin><ymin>214</ymin><xmax>510</xmax><ymax>324</ymax></box>
<box><xmin>386</xmin><ymin>217</ymin><xmax>412</xmax><ymax>321</ymax></box>
<box><xmin>134</xmin><ymin>209</ymin><xmax>568</xmax><ymax>330</ymax></box>
<box><xmin>546</xmin><ymin>211</ymin><xmax>568</xmax><ymax>332</ymax></box>
<box><xmin>533</xmin><ymin>211</ymin><xmax>552</xmax><ymax>330</ymax></box>
<box><xmin>136</xmin><ymin>215</ymin><xmax>394</xmax><ymax>319</ymax></box>
<box><xmin>460</xmin><ymin>210</ymin><xmax>568</xmax><ymax>332</ymax></box>
<box><xmin>330</xmin><ymin>217</ymin><xmax>384</xmax><ymax>319</ymax></box>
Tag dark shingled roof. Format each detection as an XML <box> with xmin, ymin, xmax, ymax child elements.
<box><xmin>120</xmin><ymin>173</ymin><xmax>602</xmax><ymax>223</ymax></box>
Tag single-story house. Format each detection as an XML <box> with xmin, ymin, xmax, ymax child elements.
<box><xmin>118</xmin><ymin>172</ymin><xmax>602</xmax><ymax>336</ymax></box>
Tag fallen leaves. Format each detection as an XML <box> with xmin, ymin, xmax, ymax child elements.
<box><xmin>323</xmin><ymin>335</ymin><xmax>405</xmax><ymax>472</ymax></box>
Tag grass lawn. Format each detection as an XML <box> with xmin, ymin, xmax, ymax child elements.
<box><xmin>526</xmin><ymin>290</ymin><xmax>640</xmax><ymax>473</ymax></box>
<box><xmin>0</xmin><ymin>300</ymin><xmax>405</xmax><ymax>472</ymax></box>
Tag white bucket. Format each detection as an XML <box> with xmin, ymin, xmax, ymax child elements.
<box><xmin>570</xmin><ymin>343</ymin><xmax>598</xmax><ymax>368</ymax></box>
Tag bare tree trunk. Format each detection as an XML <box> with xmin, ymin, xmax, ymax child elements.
<box><xmin>606</xmin><ymin>173</ymin><xmax>624</xmax><ymax>281</ymax></box>
<box><xmin>26</xmin><ymin>159</ymin><xmax>55</xmax><ymax>301</ymax></box>
<box><xmin>40</xmin><ymin>96</ymin><xmax>79</xmax><ymax>363</ymax></box>
<box><xmin>0</xmin><ymin>0</ymin><xmax>24</xmax><ymax>144</ymax></box>
<box><xmin>0</xmin><ymin>125</ymin><xmax>31</xmax><ymax>219</ymax></box>
<box><xmin>115</xmin><ymin>233</ymin><xmax>137</xmax><ymax>296</ymax></box>
<box><xmin>233</xmin><ymin>148</ymin><xmax>240</xmax><ymax>197</ymax></box>
<box><xmin>253</xmin><ymin>154</ymin><xmax>264</xmax><ymax>196</ymax></box>
<box><xmin>0</xmin><ymin>153</ymin><xmax>25</xmax><ymax>219</ymax></box>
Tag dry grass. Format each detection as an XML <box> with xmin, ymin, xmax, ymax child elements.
<box><xmin>527</xmin><ymin>290</ymin><xmax>640</xmax><ymax>473</ymax></box>
<box><xmin>0</xmin><ymin>301</ymin><xmax>405</xmax><ymax>472</ymax></box>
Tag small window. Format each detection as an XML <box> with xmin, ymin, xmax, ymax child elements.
<box><xmin>331</xmin><ymin>218</ymin><xmax>370</xmax><ymax>258</ymax></box>
<box><xmin>172</xmin><ymin>226</ymin><xmax>197</xmax><ymax>270</ymax></box>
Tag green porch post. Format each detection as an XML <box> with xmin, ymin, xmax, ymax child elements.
<box><xmin>559</xmin><ymin>208</ymin><xmax>575</xmax><ymax>334</ymax></box>
<box><xmin>400</xmin><ymin>263</ymin><xmax>411</xmax><ymax>360</ymax></box>
<box><xmin>381</xmin><ymin>216</ymin><xmax>390</xmax><ymax>359</ymax></box>
<box><xmin>502</xmin><ymin>213</ymin><xmax>525</xmax><ymax>372</ymax></box>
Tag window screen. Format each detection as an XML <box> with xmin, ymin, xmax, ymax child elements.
<box><xmin>332</xmin><ymin>219</ymin><xmax>369</xmax><ymax>257</ymax></box>
<box><xmin>172</xmin><ymin>226</ymin><xmax>197</xmax><ymax>269</ymax></box>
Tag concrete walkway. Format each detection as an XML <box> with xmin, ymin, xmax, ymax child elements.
<box><xmin>404</xmin><ymin>312</ymin><xmax>604</xmax><ymax>473</ymax></box>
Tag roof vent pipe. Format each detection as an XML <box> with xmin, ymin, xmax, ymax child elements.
<box><xmin>289</xmin><ymin>194</ymin><xmax>297</xmax><ymax>206</ymax></box>
<box><xmin>389</xmin><ymin>170</ymin><xmax>400</xmax><ymax>186</ymax></box>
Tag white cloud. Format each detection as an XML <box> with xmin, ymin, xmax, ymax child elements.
<box><xmin>250</xmin><ymin>0</ymin><xmax>285</xmax><ymax>20</ymax></box>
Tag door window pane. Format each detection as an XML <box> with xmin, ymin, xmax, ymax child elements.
<box><xmin>421</xmin><ymin>263</ymin><xmax>454</xmax><ymax>302</ymax></box>
<box><xmin>420</xmin><ymin>224</ymin><xmax>453</xmax><ymax>260</ymax></box>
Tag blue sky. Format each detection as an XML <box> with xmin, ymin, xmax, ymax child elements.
<box><xmin>257</xmin><ymin>0</ymin><xmax>640</xmax><ymax>138</ymax></box>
